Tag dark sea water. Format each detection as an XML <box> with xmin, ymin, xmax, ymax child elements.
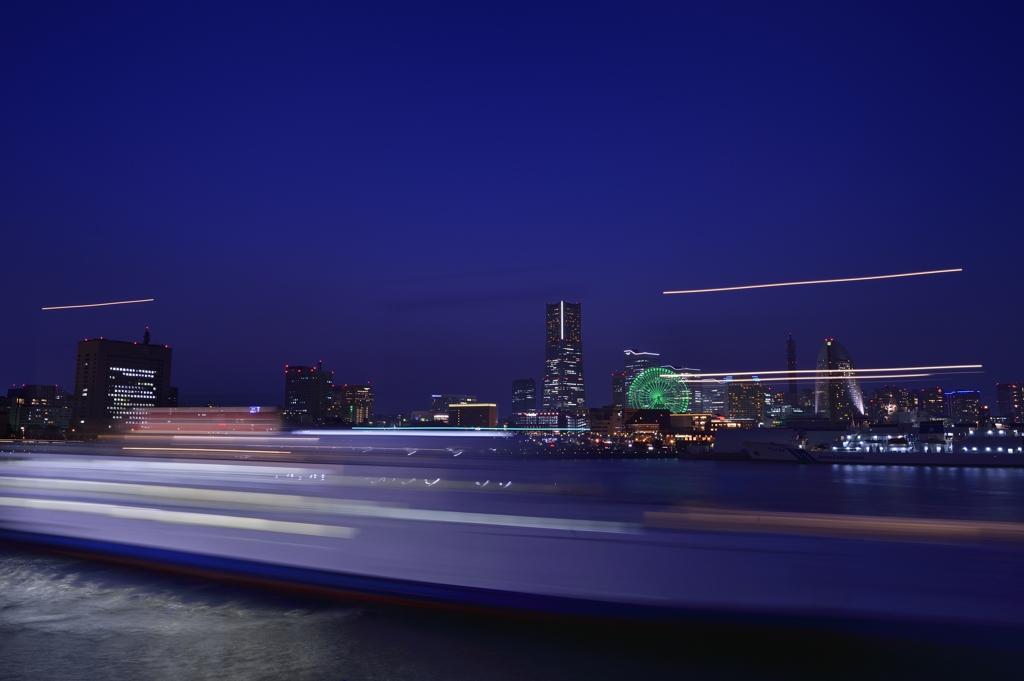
<box><xmin>1</xmin><ymin>543</ymin><xmax>1022</xmax><ymax>681</ymax></box>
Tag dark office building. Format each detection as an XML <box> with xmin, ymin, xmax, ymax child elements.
<box><xmin>511</xmin><ymin>379</ymin><xmax>536</xmax><ymax>413</ymax></box>
<box><xmin>542</xmin><ymin>301</ymin><xmax>586</xmax><ymax>411</ymax></box>
<box><xmin>284</xmin><ymin>362</ymin><xmax>333</xmax><ymax>424</ymax></box>
<box><xmin>330</xmin><ymin>384</ymin><xmax>374</xmax><ymax>425</ymax></box>
<box><xmin>919</xmin><ymin>387</ymin><xmax>945</xmax><ymax>417</ymax></box>
<box><xmin>945</xmin><ymin>390</ymin><xmax>981</xmax><ymax>425</ymax></box>
<box><xmin>73</xmin><ymin>334</ymin><xmax>174</xmax><ymax>434</ymax></box>
<box><xmin>448</xmin><ymin>402</ymin><xmax>498</xmax><ymax>428</ymax></box>
<box><xmin>7</xmin><ymin>384</ymin><xmax>73</xmax><ymax>435</ymax></box>
<box><xmin>611</xmin><ymin>371</ymin><xmax>626</xmax><ymax>409</ymax></box>
<box><xmin>996</xmin><ymin>382</ymin><xmax>1023</xmax><ymax>419</ymax></box>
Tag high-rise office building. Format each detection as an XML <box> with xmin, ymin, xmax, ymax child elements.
<box><xmin>330</xmin><ymin>384</ymin><xmax>374</xmax><ymax>424</ymax></box>
<box><xmin>702</xmin><ymin>381</ymin><xmax>728</xmax><ymax>416</ymax></box>
<box><xmin>814</xmin><ymin>339</ymin><xmax>864</xmax><ymax>426</ymax></box>
<box><xmin>996</xmin><ymin>382</ymin><xmax>1023</xmax><ymax>419</ymax></box>
<box><xmin>623</xmin><ymin>350</ymin><xmax>659</xmax><ymax>396</ymax></box>
<box><xmin>611</xmin><ymin>371</ymin><xmax>626</xmax><ymax>408</ymax></box>
<box><xmin>727</xmin><ymin>380</ymin><xmax>766</xmax><ymax>422</ymax></box>
<box><xmin>284</xmin><ymin>362</ymin><xmax>333</xmax><ymax>424</ymax></box>
<box><xmin>919</xmin><ymin>387</ymin><xmax>945</xmax><ymax>417</ymax></box>
<box><xmin>542</xmin><ymin>301</ymin><xmax>586</xmax><ymax>411</ymax></box>
<box><xmin>74</xmin><ymin>333</ymin><xmax>174</xmax><ymax>433</ymax></box>
<box><xmin>511</xmin><ymin>379</ymin><xmax>536</xmax><ymax>413</ymax></box>
<box><xmin>786</xmin><ymin>333</ymin><xmax>797</xmax><ymax>404</ymax></box>
<box><xmin>945</xmin><ymin>390</ymin><xmax>981</xmax><ymax>425</ymax></box>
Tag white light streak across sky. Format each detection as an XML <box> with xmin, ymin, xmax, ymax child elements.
<box><xmin>42</xmin><ymin>298</ymin><xmax>155</xmax><ymax>311</ymax></box>
<box><xmin>663</xmin><ymin>269</ymin><xmax>962</xmax><ymax>295</ymax></box>
<box><xmin>666</xmin><ymin>364</ymin><xmax>982</xmax><ymax>378</ymax></box>
<box><xmin>683</xmin><ymin>373</ymin><xmax>948</xmax><ymax>384</ymax></box>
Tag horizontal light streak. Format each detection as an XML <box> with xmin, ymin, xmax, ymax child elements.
<box><xmin>645</xmin><ymin>507</ymin><xmax>1024</xmax><ymax>542</ymax></box>
<box><xmin>0</xmin><ymin>476</ymin><xmax>638</xmax><ymax>534</ymax></box>
<box><xmin>305</xmin><ymin>429</ymin><xmax>514</xmax><ymax>438</ymax></box>
<box><xmin>0</xmin><ymin>496</ymin><xmax>356</xmax><ymax>538</ymax></box>
<box><xmin>683</xmin><ymin>373</ymin><xmax>941</xmax><ymax>384</ymax></box>
<box><xmin>123</xmin><ymin>446</ymin><xmax>291</xmax><ymax>455</ymax></box>
<box><xmin>42</xmin><ymin>298</ymin><xmax>155</xmax><ymax>310</ymax></box>
<box><xmin>664</xmin><ymin>364</ymin><xmax>982</xmax><ymax>378</ymax></box>
<box><xmin>663</xmin><ymin>269</ymin><xmax>962</xmax><ymax>295</ymax></box>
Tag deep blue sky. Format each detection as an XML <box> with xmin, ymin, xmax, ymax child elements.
<box><xmin>2</xmin><ymin>2</ymin><xmax>1021</xmax><ymax>413</ymax></box>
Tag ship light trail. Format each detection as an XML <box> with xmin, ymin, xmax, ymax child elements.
<box><xmin>122</xmin><ymin>447</ymin><xmax>291</xmax><ymax>455</ymax></box>
<box><xmin>42</xmin><ymin>298</ymin><xmax>155</xmax><ymax>310</ymax></box>
<box><xmin>663</xmin><ymin>269</ymin><xmax>962</xmax><ymax>295</ymax></box>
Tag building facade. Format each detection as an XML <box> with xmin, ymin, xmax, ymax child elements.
<box><xmin>726</xmin><ymin>380</ymin><xmax>766</xmax><ymax>422</ymax></box>
<box><xmin>918</xmin><ymin>387</ymin><xmax>945</xmax><ymax>417</ymax></box>
<box><xmin>945</xmin><ymin>390</ymin><xmax>981</xmax><ymax>425</ymax></box>
<box><xmin>996</xmin><ymin>382</ymin><xmax>1023</xmax><ymax>419</ymax></box>
<box><xmin>542</xmin><ymin>301</ymin><xmax>586</xmax><ymax>411</ymax></box>
<box><xmin>284</xmin><ymin>362</ymin><xmax>333</xmax><ymax>424</ymax></box>
<box><xmin>448</xmin><ymin>402</ymin><xmax>498</xmax><ymax>428</ymax></box>
<box><xmin>330</xmin><ymin>384</ymin><xmax>374</xmax><ymax>424</ymax></box>
<box><xmin>7</xmin><ymin>385</ymin><xmax>72</xmax><ymax>436</ymax></box>
<box><xmin>623</xmin><ymin>350</ymin><xmax>659</xmax><ymax>397</ymax></box>
<box><xmin>511</xmin><ymin>379</ymin><xmax>536</xmax><ymax>413</ymax></box>
<box><xmin>701</xmin><ymin>381</ymin><xmax>729</xmax><ymax>416</ymax></box>
<box><xmin>74</xmin><ymin>336</ymin><xmax>174</xmax><ymax>434</ymax></box>
<box><xmin>611</xmin><ymin>371</ymin><xmax>626</xmax><ymax>409</ymax></box>
<box><xmin>814</xmin><ymin>338</ymin><xmax>864</xmax><ymax>426</ymax></box>
<box><xmin>869</xmin><ymin>385</ymin><xmax>911</xmax><ymax>423</ymax></box>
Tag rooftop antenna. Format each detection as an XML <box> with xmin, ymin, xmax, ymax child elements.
<box><xmin>143</xmin><ymin>327</ymin><xmax>151</xmax><ymax>345</ymax></box>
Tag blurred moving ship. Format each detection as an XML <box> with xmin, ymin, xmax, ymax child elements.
<box><xmin>2</xmin><ymin>433</ymin><xmax>1023</xmax><ymax>649</ymax></box>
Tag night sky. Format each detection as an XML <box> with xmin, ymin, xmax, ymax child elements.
<box><xmin>2</xmin><ymin>3</ymin><xmax>1021</xmax><ymax>414</ymax></box>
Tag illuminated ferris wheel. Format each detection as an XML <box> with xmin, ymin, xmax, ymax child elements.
<box><xmin>627</xmin><ymin>367</ymin><xmax>690</xmax><ymax>413</ymax></box>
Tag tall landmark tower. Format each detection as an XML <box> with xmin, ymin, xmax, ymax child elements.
<box><xmin>786</xmin><ymin>333</ymin><xmax>797</xmax><ymax>404</ymax></box>
<box><xmin>542</xmin><ymin>301</ymin><xmax>586</xmax><ymax>411</ymax></box>
<box><xmin>814</xmin><ymin>338</ymin><xmax>865</xmax><ymax>426</ymax></box>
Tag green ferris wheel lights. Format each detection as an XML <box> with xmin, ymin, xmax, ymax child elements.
<box><xmin>627</xmin><ymin>367</ymin><xmax>690</xmax><ymax>413</ymax></box>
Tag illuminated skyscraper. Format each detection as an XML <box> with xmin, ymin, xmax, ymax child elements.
<box><xmin>814</xmin><ymin>339</ymin><xmax>864</xmax><ymax>426</ymax></box>
<box><xmin>623</xmin><ymin>350</ymin><xmax>659</xmax><ymax>396</ymax></box>
<box><xmin>919</xmin><ymin>387</ymin><xmax>945</xmax><ymax>417</ymax></box>
<box><xmin>702</xmin><ymin>381</ymin><xmax>728</xmax><ymax>416</ymax></box>
<box><xmin>284</xmin><ymin>362</ymin><xmax>333</xmax><ymax>424</ymax></box>
<box><xmin>727</xmin><ymin>379</ymin><xmax>766</xmax><ymax>421</ymax></box>
<box><xmin>945</xmin><ymin>390</ymin><xmax>981</xmax><ymax>425</ymax></box>
<box><xmin>869</xmin><ymin>385</ymin><xmax>910</xmax><ymax>422</ymax></box>
<box><xmin>512</xmin><ymin>379</ymin><xmax>536</xmax><ymax>412</ymax></box>
<box><xmin>330</xmin><ymin>384</ymin><xmax>374</xmax><ymax>424</ymax></box>
<box><xmin>542</xmin><ymin>301</ymin><xmax>586</xmax><ymax>410</ymax></box>
<box><xmin>74</xmin><ymin>333</ymin><xmax>174</xmax><ymax>433</ymax></box>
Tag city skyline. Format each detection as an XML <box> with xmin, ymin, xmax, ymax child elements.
<box><xmin>2</xmin><ymin>320</ymin><xmax>1004</xmax><ymax>421</ymax></box>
